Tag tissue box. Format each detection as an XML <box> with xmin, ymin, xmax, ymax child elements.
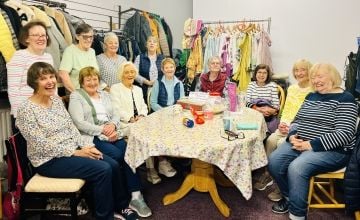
<box><xmin>177</xmin><ymin>99</ymin><xmax>205</xmax><ymax>111</ymax></box>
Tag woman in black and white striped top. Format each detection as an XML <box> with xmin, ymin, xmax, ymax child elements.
<box><xmin>268</xmin><ymin>63</ymin><xmax>358</xmax><ymax>220</ymax></box>
<box><xmin>246</xmin><ymin>64</ymin><xmax>280</xmax><ymax>133</ymax></box>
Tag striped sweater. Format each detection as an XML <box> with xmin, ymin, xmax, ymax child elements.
<box><xmin>7</xmin><ymin>49</ymin><xmax>53</xmax><ymax>117</ymax></box>
<box><xmin>245</xmin><ymin>81</ymin><xmax>279</xmax><ymax>109</ymax></box>
<box><xmin>289</xmin><ymin>91</ymin><xmax>358</xmax><ymax>153</ymax></box>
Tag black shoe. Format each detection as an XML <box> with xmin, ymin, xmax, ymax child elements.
<box><xmin>114</xmin><ymin>208</ymin><xmax>139</xmax><ymax>220</ymax></box>
<box><xmin>272</xmin><ymin>198</ymin><xmax>289</xmax><ymax>214</ymax></box>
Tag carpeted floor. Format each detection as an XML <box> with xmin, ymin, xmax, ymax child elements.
<box><xmin>33</xmin><ymin>167</ymin><xmax>353</xmax><ymax>220</ymax></box>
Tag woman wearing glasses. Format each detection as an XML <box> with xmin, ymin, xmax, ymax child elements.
<box><xmin>7</xmin><ymin>20</ymin><xmax>53</xmax><ymax>133</ymax></box>
<box><xmin>59</xmin><ymin>23</ymin><xmax>99</xmax><ymax>93</ymax></box>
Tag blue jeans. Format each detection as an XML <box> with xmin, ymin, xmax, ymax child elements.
<box><xmin>93</xmin><ymin>137</ymin><xmax>141</xmax><ymax>193</ymax></box>
<box><xmin>268</xmin><ymin>141</ymin><xmax>350</xmax><ymax>217</ymax></box>
<box><xmin>36</xmin><ymin>155</ymin><xmax>129</xmax><ymax>220</ymax></box>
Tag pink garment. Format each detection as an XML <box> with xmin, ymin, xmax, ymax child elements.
<box><xmin>220</xmin><ymin>36</ymin><xmax>232</xmax><ymax>77</ymax></box>
<box><xmin>256</xmin><ymin>30</ymin><xmax>273</xmax><ymax>71</ymax></box>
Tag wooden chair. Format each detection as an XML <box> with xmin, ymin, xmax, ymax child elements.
<box><xmin>5</xmin><ymin>133</ymin><xmax>85</xmax><ymax>219</ymax></box>
<box><xmin>307</xmin><ymin>168</ymin><xmax>345</xmax><ymax>209</ymax></box>
<box><xmin>355</xmin><ymin>210</ymin><xmax>360</xmax><ymax>220</ymax></box>
<box><xmin>147</xmin><ymin>87</ymin><xmax>152</xmax><ymax>112</ymax></box>
<box><xmin>277</xmin><ymin>84</ymin><xmax>286</xmax><ymax>116</ymax></box>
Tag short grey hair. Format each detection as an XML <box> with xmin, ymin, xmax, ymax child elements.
<box><xmin>207</xmin><ymin>56</ymin><xmax>222</xmax><ymax>66</ymax></box>
<box><xmin>104</xmin><ymin>32</ymin><xmax>118</xmax><ymax>44</ymax></box>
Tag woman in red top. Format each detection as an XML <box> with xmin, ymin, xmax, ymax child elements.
<box><xmin>200</xmin><ymin>56</ymin><xmax>227</xmax><ymax>96</ymax></box>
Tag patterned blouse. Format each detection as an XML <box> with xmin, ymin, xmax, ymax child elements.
<box><xmin>16</xmin><ymin>96</ymin><xmax>93</xmax><ymax>167</ymax></box>
<box><xmin>96</xmin><ymin>53</ymin><xmax>127</xmax><ymax>87</ymax></box>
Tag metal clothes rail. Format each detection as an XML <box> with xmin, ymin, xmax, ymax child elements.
<box><xmin>203</xmin><ymin>17</ymin><xmax>271</xmax><ymax>33</ymax></box>
<box><xmin>22</xmin><ymin>0</ymin><xmax>121</xmax><ymax>31</ymax></box>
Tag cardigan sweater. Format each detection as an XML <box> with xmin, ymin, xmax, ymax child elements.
<box><xmin>110</xmin><ymin>82</ymin><xmax>148</xmax><ymax>122</ymax></box>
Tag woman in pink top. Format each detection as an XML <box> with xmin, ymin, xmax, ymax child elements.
<box><xmin>7</xmin><ymin>20</ymin><xmax>53</xmax><ymax>133</ymax></box>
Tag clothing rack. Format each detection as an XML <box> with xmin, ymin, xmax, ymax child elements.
<box><xmin>22</xmin><ymin>0</ymin><xmax>121</xmax><ymax>31</ymax></box>
<box><xmin>22</xmin><ymin>0</ymin><xmax>66</xmax><ymax>9</ymax></box>
<box><xmin>203</xmin><ymin>17</ymin><xmax>272</xmax><ymax>34</ymax></box>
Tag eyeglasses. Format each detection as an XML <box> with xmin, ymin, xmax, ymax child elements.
<box><xmin>80</xmin><ymin>35</ymin><xmax>94</xmax><ymax>40</ymax></box>
<box><xmin>28</xmin><ymin>34</ymin><xmax>48</xmax><ymax>39</ymax></box>
<box><xmin>220</xmin><ymin>130</ymin><xmax>245</xmax><ymax>141</ymax></box>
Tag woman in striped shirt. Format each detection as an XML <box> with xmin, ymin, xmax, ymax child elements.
<box><xmin>7</xmin><ymin>20</ymin><xmax>53</xmax><ymax>133</ymax></box>
<box><xmin>246</xmin><ymin>64</ymin><xmax>279</xmax><ymax>134</ymax></box>
<box><xmin>268</xmin><ymin>63</ymin><xmax>358</xmax><ymax>220</ymax></box>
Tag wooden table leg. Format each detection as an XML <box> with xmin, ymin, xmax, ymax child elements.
<box><xmin>163</xmin><ymin>159</ymin><xmax>230</xmax><ymax>217</ymax></box>
<box><xmin>214</xmin><ymin>168</ymin><xmax>235</xmax><ymax>187</ymax></box>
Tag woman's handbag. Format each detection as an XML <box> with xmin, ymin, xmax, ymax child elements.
<box><xmin>3</xmin><ymin>134</ymin><xmax>23</xmax><ymax>220</ymax></box>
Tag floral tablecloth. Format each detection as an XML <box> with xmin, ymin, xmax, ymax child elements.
<box><xmin>125</xmin><ymin>106</ymin><xmax>268</xmax><ymax>200</ymax></box>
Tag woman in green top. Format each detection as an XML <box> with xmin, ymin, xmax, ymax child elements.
<box><xmin>59</xmin><ymin>23</ymin><xmax>99</xmax><ymax>93</ymax></box>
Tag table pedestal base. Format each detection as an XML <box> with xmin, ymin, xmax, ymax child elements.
<box><xmin>162</xmin><ymin>159</ymin><xmax>230</xmax><ymax>217</ymax></box>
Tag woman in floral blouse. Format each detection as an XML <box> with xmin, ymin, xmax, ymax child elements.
<box><xmin>16</xmin><ymin>62</ymin><xmax>138</xmax><ymax>220</ymax></box>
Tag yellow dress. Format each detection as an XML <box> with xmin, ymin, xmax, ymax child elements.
<box><xmin>232</xmin><ymin>33</ymin><xmax>252</xmax><ymax>92</ymax></box>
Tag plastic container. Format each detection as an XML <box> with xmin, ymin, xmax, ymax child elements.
<box><xmin>194</xmin><ymin>111</ymin><xmax>205</xmax><ymax>124</ymax></box>
<box><xmin>183</xmin><ymin>118</ymin><xmax>194</xmax><ymax>128</ymax></box>
<box><xmin>203</xmin><ymin>104</ymin><xmax>214</xmax><ymax>120</ymax></box>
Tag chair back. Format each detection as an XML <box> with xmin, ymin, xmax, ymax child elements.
<box><xmin>147</xmin><ymin>88</ymin><xmax>152</xmax><ymax>112</ymax></box>
<box><xmin>277</xmin><ymin>84</ymin><xmax>285</xmax><ymax>116</ymax></box>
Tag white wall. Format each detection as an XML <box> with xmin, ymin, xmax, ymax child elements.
<box><xmin>193</xmin><ymin>0</ymin><xmax>360</xmax><ymax>77</ymax></box>
<box><xmin>54</xmin><ymin>0</ymin><xmax>192</xmax><ymax>49</ymax></box>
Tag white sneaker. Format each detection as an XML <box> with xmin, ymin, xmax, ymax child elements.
<box><xmin>147</xmin><ymin>168</ymin><xmax>161</xmax><ymax>184</ymax></box>
<box><xmin>158</xmin><ymin>160</ymin><xmax>177</xmax><ymax>177</ymax></box>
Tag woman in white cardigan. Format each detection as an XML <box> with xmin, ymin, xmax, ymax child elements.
<box><xmin>110</xmin><ymin>61</ymin><xmax>148</xmax><ymax>123</ymax></box>
<box><xmin>110</xmin><ymin>62</ymin><xmax>177</xmax><ymax>184</ymax></box>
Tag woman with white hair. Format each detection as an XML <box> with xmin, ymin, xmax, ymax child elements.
<box><xmin>110</xmin><ymin>62</ymin><xmax>176</xmax><ymax>184</ymax></box>
<box><xmin>110</xmin><ymin>61</ymin><xmax>148</xmax><ymax>123</ymax></box>
<box><xmin>97</xmin><ymin>32</ymin><xmax>127</xmax><ymax>90</ymax></box>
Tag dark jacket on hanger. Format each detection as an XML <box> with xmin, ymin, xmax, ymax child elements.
<box><xmin>130</xmin><ymin>39</ymin><xmax>141</xmax><ymax>62</ymax></box>
<box><xmin>0</xmin><ymin>8</ymin><xmax>20</xmax><ymax>50</ymax></box>
<box><xmin>119</xmin><ymin>39</ymin><xmax>129</xmax><ymax>60</ymax></box>
<box><xmin>123</xmin><ymin>11</ymin><xmax>152</xmax><ymax>53</ymax></box>
<box><xmin>0</xmin><ymin>4</ymin><xmax>21</xmax><ymax>38</ymax></box>
<box><xmin>92</xmin><ymin>35</ymin><xmax>104</xmax><ymax>55</ymax></box>
<box><xmin>161</xmin><ymin>18</ymin><xmax>173</xmax><ymax>58</ymax></box>
<box><xmin>344</xmin><ymin>127</ymin><xmax>360</xmax><ymax>214</ymax></box>
<box><xmin>0</xmin><ymin>52</ymin><xmax>7</xmax><ymax>92</ymax></box>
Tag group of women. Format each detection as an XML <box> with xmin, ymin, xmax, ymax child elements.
<box><xmin>245</xmin><ymin>59</ymin><xmax>358</xmax><ymax>220</ymax></box>
<box><xmin>7</xmin><ymin>20</ymin><xmax>185</xmax><ymax>220</ymax></box>
<box><xmin>6</xmin><ymin>20</ymin><xmax>359</xmax><ymax>220</ymax></box>
<box><xmin>200</xmin><ymin>55</ymin><xmax>358</xmax><ymax>220</ymax></box>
